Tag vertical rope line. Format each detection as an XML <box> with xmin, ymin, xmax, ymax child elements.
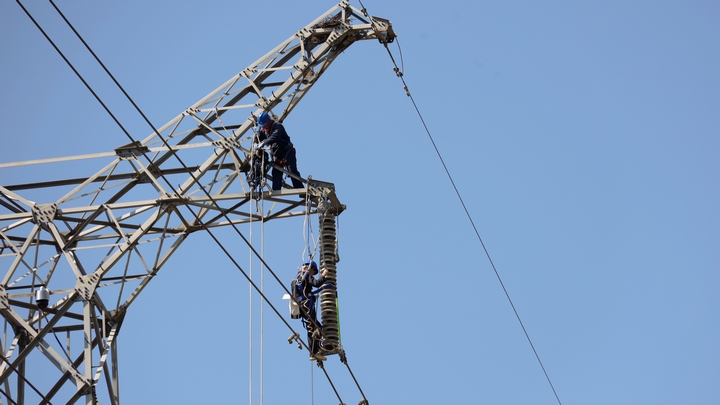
<box><xmin>259</xmin><ymin>198</ymin><xmax>265</xmax><ymax>405</ymax></box>
<box><xmin>249</xmin><ymin>205</ymin><xmax>254</xmax><ymax>405</ymax></box>
<box><xmin>311</xmin><ymin>361</ymin><xmax>315</xmax><ymax>405</ymax></box>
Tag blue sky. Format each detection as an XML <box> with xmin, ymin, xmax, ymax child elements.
<box><xmin>1</xmin><ymin>0</ymin><xmax>718</xmax><ymax>404</ymax></box>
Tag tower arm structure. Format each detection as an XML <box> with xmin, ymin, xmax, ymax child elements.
<box><xmin>0</xmin><ymin>1</ymin><xmax>394</xmax><ymax>403</ymax></box>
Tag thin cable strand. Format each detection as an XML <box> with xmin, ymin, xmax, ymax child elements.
<box><xmin>382</xmin><ymin>41</ymin><xmax>564</xmax><ymax>405</ymax></box>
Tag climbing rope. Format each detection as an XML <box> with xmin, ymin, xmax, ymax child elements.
<box><xmin>249</xmin><ymin>198</ymin><xmax>254</xmax><ymax>405</ymax></box>
<box><xmin>310</xmin><ymin>359</ymin><xmax>315</xmax><ymax>405</ymax></box>
<box><xmin>302</xmin><ymin>189</ymin><xmax>320</xmax><ymax>265</ymax></box>
<box><xmin>259</xmin><ymin>195</ymin><xmax>267</xmax><ymax>405</ymax></box>
<box><xmin>249</xmin><ymin>186</ymin><xmax>269</xmax><ymax>405</ymax></box>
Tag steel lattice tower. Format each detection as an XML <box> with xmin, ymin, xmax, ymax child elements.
<box><xmin>0</xmin><ymin>2</ymin><xmax>394</xmax><ymax>403</ymax></box>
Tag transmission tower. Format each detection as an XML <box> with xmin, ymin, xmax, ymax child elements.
<box><xmin>0</xmin><ymin>2</ymin><xmax>395</xmax><ymax>403</ymax></box>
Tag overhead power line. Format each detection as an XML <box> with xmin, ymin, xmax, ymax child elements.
<box><xmin>377</xmin><ymin>24</ymin><xmax>565</xmax><ymax>405</ymax></box>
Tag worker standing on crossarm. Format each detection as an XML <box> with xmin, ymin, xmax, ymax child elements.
<box><xmin>292</xmin><ymin>261</ymin><xmax>329</xmax><ymax>361</ymax></box>
<box><xmin>254</xmin><ymin>111</ymin><xmax>304</xmax><ymax>191</ymax></box>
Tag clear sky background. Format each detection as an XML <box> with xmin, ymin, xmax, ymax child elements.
<box><xmin>1</xmin><ymin>1</ymin><xmax>718</xmax><ymax>404</ymax></box>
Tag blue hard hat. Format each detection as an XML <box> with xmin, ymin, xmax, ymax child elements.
<box><xmin>257</xmin><ymin>112</ymin><xmax>271</xmax><ymax>127</ymax></box>
<box><xmin>304</xmin><ymin>261</ymin><xmax>318</xmax><ymax>271</ymax></box>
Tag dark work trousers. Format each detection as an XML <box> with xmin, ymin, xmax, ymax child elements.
<box><xmin>272</xmin><ymin>147</ymin><xmax>303</xmax><ymax>190</ymax></box>
<box><xmin>300</xmin><ymin>298</ymin><xmax>321</xmax><ymax>354</ymax></box>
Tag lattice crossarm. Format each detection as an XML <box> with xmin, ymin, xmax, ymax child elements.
<box><xmin>125</xmin><ymin>0</ymin><xmax>395</xmax><ymax>185</ymax></box>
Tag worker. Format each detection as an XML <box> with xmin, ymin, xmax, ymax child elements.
<box><xmin>292</xmin><ymin>261</ymin><xmax>329</xmax><ymax>361</ymax></box>
<box><xmin>254</xmin><ymin>112</ymin><xmax>304</xmax><ymax>191</ymax></box>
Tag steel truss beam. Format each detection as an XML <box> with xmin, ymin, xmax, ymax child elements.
<box><xmin>0</xmin><ymin>1</ymin><xmax>393</xmax><ymax>403</ymax></box>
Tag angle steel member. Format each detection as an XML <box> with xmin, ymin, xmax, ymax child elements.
<box><xmin>0</xmin><ymin>2</ymin><xmax>392</xmax><ymax>403</ymax></box>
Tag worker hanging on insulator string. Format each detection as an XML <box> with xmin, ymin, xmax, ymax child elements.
<box><xmin>253</xmin><ymin>111</ymin><xmax>304</xmax><ymax>191</ymax></box>
<box><xmin>291</xmin><ymin>261</ymin><xmax>331</xmax><ymax>361</ymax></box>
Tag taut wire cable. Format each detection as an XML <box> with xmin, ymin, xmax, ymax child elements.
<box><xmin>371</xmin><ymin>8</ymin><xmax>564</xmax><ymax>405</ymax></box>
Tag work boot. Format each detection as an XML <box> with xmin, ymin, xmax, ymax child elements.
<box><xmin>310</xmin><ymin>353</ymin><xmax>327</xmax><ymax>361</ymax></box>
